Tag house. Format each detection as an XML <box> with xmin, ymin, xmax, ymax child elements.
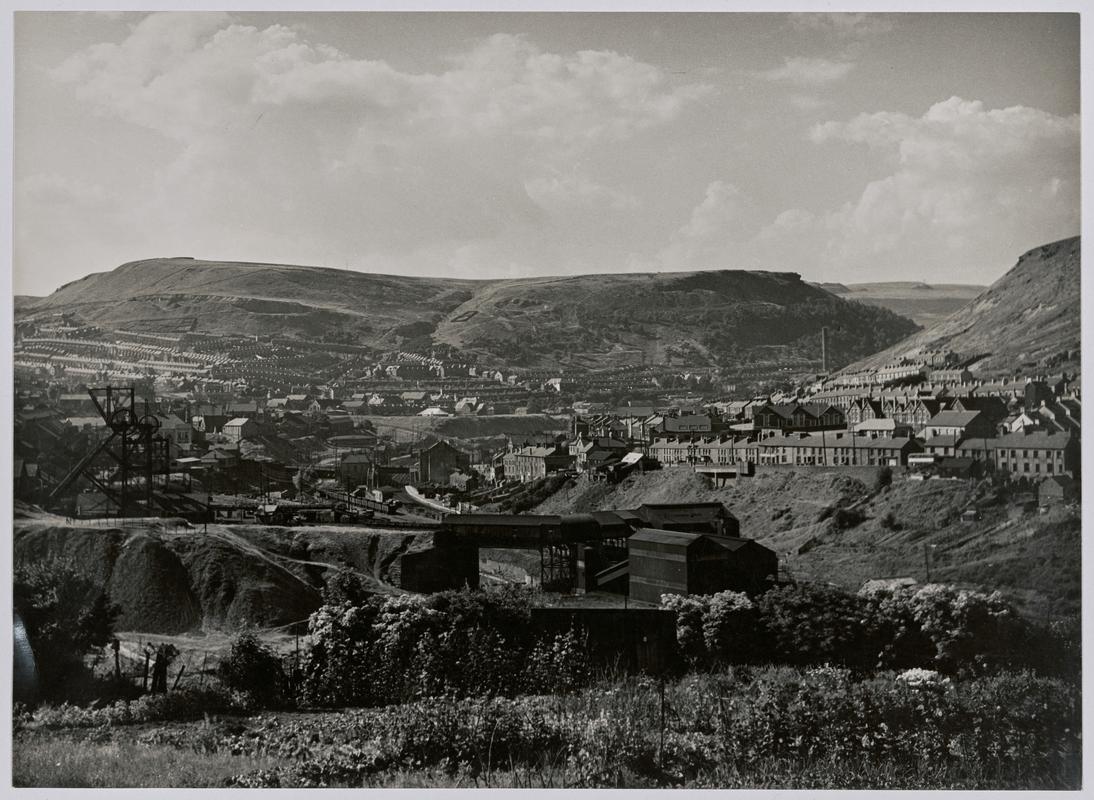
<box><xmin>989</xmin><ymin>430</ymin><xmax>1080</xmax><ymax>478</ymax></box>
<box><xmin>889</xmin><ymin>398</ymin><xmax>943</xmax><ymax>433</ymax></box>
<box><xmin>950</xmin><ymin>396</ymin><xmax>1009</xmax><ymax>426</ymax></box>
<box><xmin>853</xmin><ymin>418</ymin><xmax>912</xmax><ymax>438</ymax></box>
<box><xmin>1039</xmin><ymin>475</ymin><xmax>1078</xmax><ymax>506</ymax></box>
<box><xmin>954</xmin><ymin>437</ymin><xmax>997</xmax><ymax>464</ymax></box>
<box><xmin>922</xmin><ymin>410</ymin><xmax>995</xmax><ymax>441</ymax></box>
<box><xmin>418</xmin><ymin>406</ymin><xmax>451</xmax><ymax>417</ymax></box>
<box><xmin>663</xmin><ymin>414</ymin><xmax>714</xmax><ymax>434</ymax></box>
<box><xmin>502</xmin><ymin>445</ymin><xmax>575</xmax><ymax>482</ymax></box>
<box><xmin>223</xmin><ymin>417</ymin><xmax>258</xmax><ymax>443</ymax></box>
<box><xmin>929</xmin><ymin>368</ymin><xmax>973</xmax><ymax>384</ymax></box>
<box><xmin>845</xmin><ymin>398</ymin><xmax>884</xmax><ymax>427</ymax></box>
<box><xmin>755</xmin><ymin>431</ymin><xmax>920</xmax><ymax>467</ymax></box>
<box><xmin>923</xmin><ymin>433</ymin><xmax>961</xmax><ymax>458</ymax></box>
<box><xmin>935</xmin><ymin>457</ymin><xmax>985</xmax><ymax>480</ymax></box>
<box><xmin>571</xmin><ymin>437</ymin><xmax>631</xmax><ymax>472</ymax></box>
<box><xmin>227</xmin><ymin>400</ymin><xmax>262</xmax><ymax>419</ymax></box>
<box><xmin>419</xmin><ymin>441</ymin><xmax>471</xmax><ymax>486</ymax></box>
<box><xmin>200</xmin><ymin>447</ymin><xmax>239</xmax><ymax>470</ymax></box>
<box><xmin>340</xmin><ymin>453</ymin><xmax>372</xmax><ymax>490</ymax></box>
<box><xmin>156</xmin><ymin>414</ymin><xmax>193</xmax><ymax>455</ymax></box>
<box><xmin>753</xmin><ymin>403</ymin><xmax>845</xmax><ymax>434</ymax></box>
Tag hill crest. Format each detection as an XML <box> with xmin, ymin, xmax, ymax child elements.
<box><xmin>20</xmin><ymin>257</ymin><xmax>920</xmax><ymax>371</ymax></box>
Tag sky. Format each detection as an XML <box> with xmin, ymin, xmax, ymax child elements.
<box><xmin>12</xmin><ymin>11</ymin><xmax>1080</xmax><ymax>297</ymax></box>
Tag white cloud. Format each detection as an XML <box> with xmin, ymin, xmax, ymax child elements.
<box><xmin>45</xmin><ymin>15</ymin><xmax>712</xmax><ymax>274</ymax></box>
<box><xmin>761</xmin><ymin>56</ymin><xmax>855</xmax><ymax>87</ymax></box>
<box><xmin>657</xmin><ymin>181</ymin><xmax>764</xmax><ymax>270</ymax></box>
<box><xmin>658</xmin><ymin>97</ymin><xmax>1078</xmax><ymax>281</ymax></box>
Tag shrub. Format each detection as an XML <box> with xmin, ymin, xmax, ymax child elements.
<box><xmin>14</xmin><ymin>560</ymin><xmax>120</xmax><ymax>702</ymax></box>
<box><xmin>879</xmin><ymin>511</ymin><xmax>901</xmax><ymax>530</ymax></box>
<box><xmin>860</xmin><ymin>583</ymin><xmax>1030</xmax><ymax>675</ymax></box>
<box><xmin>831</xmin><ymin>507</ymin><xmax>866</xmax><ymax>529</ymax></box>
<box><xmin>300</xmin><ymin>587</ymin><xmax>589</xmax><ymax>707</ymax></box>
<box><xmin>875</xmin><ymin>465</ymin><xmax>893</xmax><ymax>491</ymax></box>
<box><xmin>701</xmin><ymin>592</ymin><xmax>759</xmax><ymax>665</ymax></box>
<box><xmin>755</xmin><ymin>584</ymin><xmax>880</xmax><ymax>670</ymax></box>
<box><xmin>218</xmin><ymin>634</ymin><xmax>288</xmax><ymax>708</ymax></box>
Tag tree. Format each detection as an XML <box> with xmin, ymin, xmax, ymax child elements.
<box><xmin>14</xmin><ymin>560</ymin><xmax>120</xmax><ymax>701</ymax></box>
<box><xmin>218</xmin><ymin>633</ymin><xmax>287</xmax><ymax>708</ymax></box>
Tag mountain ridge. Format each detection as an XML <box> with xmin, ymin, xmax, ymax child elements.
<box><xmin>19</xmin><ymin>257</ymin><xmax>921</xmax><ymax>371</ymax></box>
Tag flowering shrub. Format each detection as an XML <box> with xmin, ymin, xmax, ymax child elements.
<box><xmin>662</xmin><ymin>582</ymin><xmax>1067</xmax><ymax>677</ymax></box>
<box><xmin>896</xmin><ymin>668</ymin><xmax>949</xmax><ymax>688</ymax></box>
<box><xmin>701</xmin><ymin>591</ymin><xmax>759</xmax><ymax>664</ymax></box>
<box><xmin>300</xmin><ymin>587</ymin><xmax>592</xmax><ymax>707</ymax></box>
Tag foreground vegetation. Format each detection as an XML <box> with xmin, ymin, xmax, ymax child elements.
<box><xmin>15</xmin><ymin>666</ymin><xmax>1079</xmax><ymax>789</ymax></box>
<box><xmin>13</xmin><ymin>572</ymin><xmax>1081</xmax><ymax>789</ymax></box>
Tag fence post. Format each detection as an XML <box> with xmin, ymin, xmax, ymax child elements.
<box><xmin>172</xmin><ymin>665</ymin><xmax>186</xmax><ymax>692</ymax></box>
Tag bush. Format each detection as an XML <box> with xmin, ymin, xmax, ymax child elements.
<box><xmin>218</xmin><ymin>634</ymin><xmax>288</xmax><ymax>708</ymax></box>
<box><xmin>661</xmin><ymin>582</ymin><xmax>1057</xmax><ymax>677</ymax></box>
<box><xmin>300</xmin><ymin>586</ymin><xmax>590</xmax><ymax>707</ymax></box>
<box><xmin>24</xmin><ymin>686</ymin><xmax>249</xmax><ymax>729</ymax></box>
<box><xmin>831</xmin><ymin>507</ymin><xmax>866</xmax><ymax>529</ymax></box>
<box><xmin>879</xmin><ymin>511</ymin><xmax>901</xmax><ymax>530</ymax></box>
<box><xmin>875</xmin><ymin>465</ymin><xmax>893</xmax><ymax>491</ymax></box>
<box><xmin>14</xmin><ymin>560</ymin><xmax>120</xmax><ymax>703</ymax></box>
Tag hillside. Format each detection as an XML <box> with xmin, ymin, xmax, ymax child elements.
<box><xmin>843</xmin><ymin>237</ymin><xmax>1080</xmax><ymax>376</ymax></box>
<box><xmin>532</xmin><ymin>468</ymin><xmax>1079</xmax><ymax>618</ymax></box>
<box><xmin>19</xmin><ymin>257</ymin><xmax>919</xmax><ymax>370</ymax></box>
<box><xmin>13</xmin><ymin>513</ymin><xmax>428</xmax><ymax>635</ymax></box>
<box><xmin>816</xmin><ymin>281</ymin><xmax>986</xmax><ymax>327</ymax></box>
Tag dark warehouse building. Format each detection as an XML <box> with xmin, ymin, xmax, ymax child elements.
<box><xmin>627</xmin><ymin>528</ymin><xmax>778</xmax><ymax>605</ymax></box>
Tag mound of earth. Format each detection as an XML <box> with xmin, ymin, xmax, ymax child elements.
<box><xmin>12</xmin><ymin>519</ymin><xmax>431</xmax><ymax>634</ymax></box>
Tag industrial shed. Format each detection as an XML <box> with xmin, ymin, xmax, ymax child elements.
<box><xmin>633</xmin><ymin>502</ymin><xmax>741</xmax><ymax>537</ymax></box>
<box><xmin>628</xmin><ymin>528</ymin><xmax>777</xmax><ymax>605</ymax></box>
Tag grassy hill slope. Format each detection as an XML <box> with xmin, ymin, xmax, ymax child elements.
<box><xmin>842</xmin><ymin>237</ymin><xmax>1080</xmax><ymax>376</ymax></box>
<box><xmin>533</xmin><ymin>467</ymin><xmax>1078</xmax><ymax>618</ymax></box>
<box><xmin>22</xmin><ymin>258</ymin><xmax>920</xmax><ymax>370</ymax></box>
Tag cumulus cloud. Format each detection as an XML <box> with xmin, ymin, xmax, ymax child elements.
<box><xmin>761</xmin><ymin>56</ymin><xmax>856</xmax><ymax>87</ymax></box>
<box><xmin>658</xmin><ymin>97</ymin><xmax>1078</xmax><ymax>281</ymax></box>
<box><xmin>47</xmin><ymin>14</ymin><xmax>711</xmax><ymax>266</ymax></box>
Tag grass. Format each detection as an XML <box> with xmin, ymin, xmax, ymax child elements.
<box><xmin>13</xmin><ymin>667</ymin><xmax>1080</xmax><ymax>790</ymax></box>
<box><xmin>13</xmin><ymin>736</ymin><xmax>281</xmax><ymax>788</ymax></box>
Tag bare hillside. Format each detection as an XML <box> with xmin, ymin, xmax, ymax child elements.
<box><xmin>534</xmin><ymin>468</ymin><xmax>1079</xmax><ymax>617</ymax></box>
<box><xmin>13</xmin><ymin>514</ymin><xmax>428</xmax><ymax>634</ymax></box>
<box><xmin>21</xmin><ymin>257</ymin><xmax>919</xmax><ymax>370</ymax></box>
<box><xmin>843</xmin><ymin>237</ymin><xmax>1080</xmax><ymax>376</ymax></box>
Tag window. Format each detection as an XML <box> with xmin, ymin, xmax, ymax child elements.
<box><xmin>1034</xmin><ymin>463</ymin><xmax>1040</xmax><ymax>473</ymax></box>
<box><xmin>1047</xmin><ymin>462</ymin><xmax>1054</xmax><ymax>473</ymax></box>
<box><xmin>1023</xmin><ymin>463</ymin><xmax>1030</xmax><ymax>473</ymax></box>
